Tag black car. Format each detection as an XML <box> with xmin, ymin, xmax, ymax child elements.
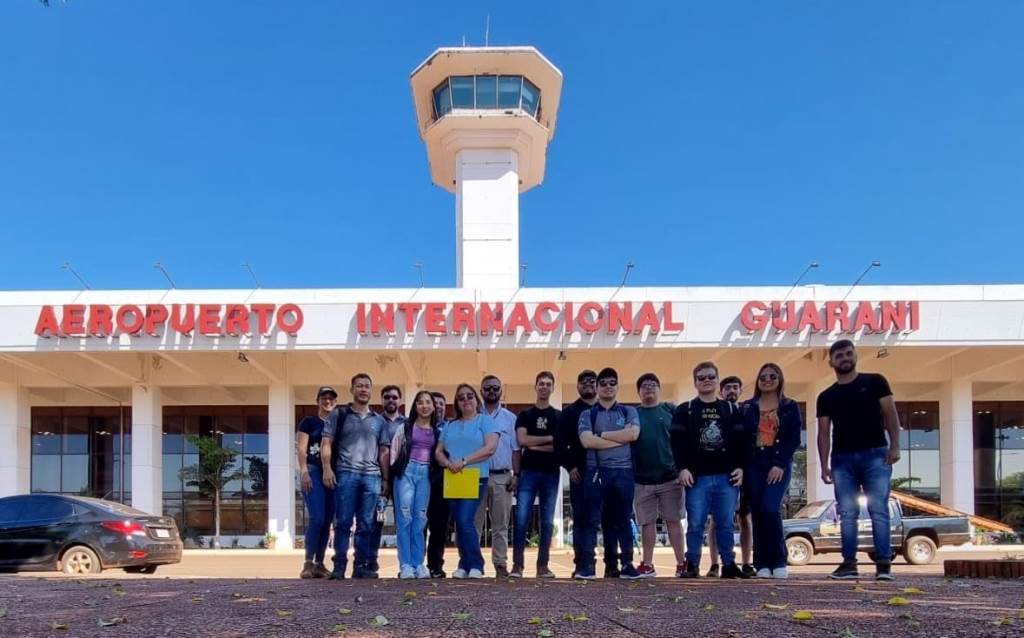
<box><xmin>0</xmin><ymin>494</ymin><xmax>182</xmax><ymax>575</ymax></box>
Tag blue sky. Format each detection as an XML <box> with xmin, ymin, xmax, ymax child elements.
<box><xmin>1</xmin><ymin>2</ymin><xmax>1022</xmax><ymax>290</ymax></box>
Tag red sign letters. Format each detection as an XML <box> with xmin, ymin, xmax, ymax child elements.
<box><xmin>34</xmin><ymin>304</ymin><xmax>304</xmax><ymax>338</ymax></box>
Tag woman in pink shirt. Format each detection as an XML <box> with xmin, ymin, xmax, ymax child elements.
<box><xmin>390</xmin><ymin>390</ymin><xmax>440</xmax><ymax>578</ymax></box>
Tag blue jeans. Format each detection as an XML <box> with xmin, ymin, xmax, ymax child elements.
<box><xmin>685</xmin><ymin>473</ymin><xmax>739</xmax><ymax>567</ymax></box>
<box><xmin>302</xmin><ymin>466</ymin><xmax>335</xmax><ymax>563</ymax></box>
<box><xmin>332</xmin><ymin>470</ymin><xmax>381</xmax><ymax>574</ymax></box>
<box><xmin>513</xmin><ymin>469</ymin><xmax>560</xmax><ymax>569</ymax></box>
<box><xmin>448</xmin><ymin>479</ymin><xmax>486</xmax><ymax>572</ymax></box>
<box><xmin>832</xmin><ymin>445</ymin><xmax>893</xmax><ymax>563</ymax></box>
<box><xmin>394</xmin><ymin>460</ymin><xmax>431</xmax><ymax>570</ymax></box>
<box><xmin>578</xmin><ymin>466</ymin><xmax>635</xmax><ymax>572</ymax></box>
<box><xmin>746</xmin><ymin>454</ymin><xmax>792</xmax><ymax>570</ymax></box>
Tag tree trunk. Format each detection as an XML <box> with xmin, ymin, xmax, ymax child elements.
<box><xmin>213</xmin><ymin>488</ymin><xmax>221</xmax><ymax>549</ymax></box>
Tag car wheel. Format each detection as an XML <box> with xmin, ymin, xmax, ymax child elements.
<box><xmin>61</xmin><ymin>545</ymin><xmax>102</xmax><ymax>575</ymax></box>
<box><xmin>902</xmin><ymin>536</ymin><xmax>937</xmax><ymax>565</ymax></box>
<box><xmin>785</xmin><ymin>537</ymin><xmax>813</xmax><ymax>566</ymax></box>
<box><xmin>124</xmin><ymin>565</ymin><xmax>158</xmax><ymax>574</ymax></box>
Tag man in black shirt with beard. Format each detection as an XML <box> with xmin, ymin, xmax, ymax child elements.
<box><xmin>555</xmin><ymin>370</ymin><xmax>598</xmax><ymax>578</ymax></box>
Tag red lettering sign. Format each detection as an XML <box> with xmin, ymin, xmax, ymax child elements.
<box><xmin>741</xmin><ymin>300</ymin><xmax>919</xmax><ymax>335</ymax></box>
<box><xmin>33</xmin><ymin>304</ymin><xmax>304</xmax><ymax>338</ymax></box>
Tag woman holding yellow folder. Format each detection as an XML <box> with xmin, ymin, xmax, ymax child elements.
<box><xmin>435</xmin><ymin>383</ymin><xmax>499</xmax><ymax>579</ymax></box>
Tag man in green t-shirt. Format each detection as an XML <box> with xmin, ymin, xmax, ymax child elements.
<box><xmin>632</xmin><ymin>373</ymin><xmax>685</xmax><ymax>578</ymax></box>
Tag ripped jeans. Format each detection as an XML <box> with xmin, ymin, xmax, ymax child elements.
<box><xmin>394</xmin><ymin>460</ymin><xmax>431</xmax><ymax>570</ymax></box>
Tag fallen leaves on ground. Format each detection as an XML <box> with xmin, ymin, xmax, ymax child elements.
<box><xmin>111</xmin><ymin>584</ymin><xmax>125</xmax><ymax>597</ymax></box>
<box><xmin>792</xmin><ymin>610</ymin><xmax>813</xmax><ymax>622</ymax></box>
<box><xmin>275</xmin><ymin>610</ymin><xmax>293</xmax><ymax>618</ymax></box>
<box><xmin>703</xmin><ymin>603</ymin><xmax>716</xmax><ymax>611</ymax></box>
<box><xmin>527</xmin><ymin>617</ymin><xmax>543</xmax><ymax>625</ymax></box>
<box><xmin>837</xmin><ymin>628</ymin><xmax>860</xmax><ymax>638</ymax></box>
<box><xmin>537</xmin><ymin>630</ymin><xmax>554</xmax><ymax>638</ymax></box>
<box><xmin>617</xmin><ymin>606</ymin><xmax>637</xmax><ymax>613</ymax></box>
<box><xmin>994</xmin><ymin>618</ymin><xmax>1014</xmax><ymax>626</ymax></box>
<box><xmin>426</xmin><ymin>591</ymin><xmax>438</xmax><ymax>596</ymax></box>
<box><xmin>338</xmin><ymin>608</ymin><xmax>352</xmax><ymax>616</ymax></box>
<box><xmin>404</xmin><ymin>591</ymin><xmax>417</xmax><ymax>600</ymax></box>
<box><xmin>368</xmin><ymin>615</ymin><xmax>390</xmax><ymax>627</ymax></box>
<box><xmin>51</xmin><ymin>622</ymin><xmax>70</xmax><ymax>631</ymax></box>
<box><xmin>333</xmin><ymin>623</ymin><xmax>347</xmax><ymax>633</ymax></box>
<box><xmin>233</xmin><ymin>597</ymin><xmax>266</xmax><ymax>603</ymax></box>
<box><xmin>450</xmin><ymin>612</ymin><xmax>471</xmax><ymax>620</ymax></box>
<box><xmin>97</xmin><ymin>617</ymin><xmax>127</xmax><ymax>627</ymax></box>
<box><xmin>887</xmin><ymin>597</ymin><xmax>911</xmax><ymax>606</ymax></box>
<box><xmin>902</xmin><ymin>587</ymin><xmax>923</xmax><ymax>595</ymax></box>
<box><xmin>0</xmin><ymin>607</ymin><xmax>6</xmax><ymax>618</ymax></box>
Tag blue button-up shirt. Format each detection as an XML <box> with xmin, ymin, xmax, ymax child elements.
<box><xmin>483</xmin><ymin>404</ymin><xmax>519</xmax><ymax>471</ymax></box>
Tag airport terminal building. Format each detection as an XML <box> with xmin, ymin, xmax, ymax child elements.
<box><xmin>1</xmin><ymin>46</ymin><xmax>1022</xmax><ymax>548</ymax></box>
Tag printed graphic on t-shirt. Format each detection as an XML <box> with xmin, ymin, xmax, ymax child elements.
<box><xmin>536</xmin><ymin>416</ymin><xmax>550</xmax><ymax>431</ymax></box>
<box><xmin>698</xmin><ymin>404</ymin><xmax>724</xmax><ymax>452</ymax></box>
<box><xmin>307</xmin><ymin>441</ymin><xmax>321</xmax><ymax>460</ymax></box>
<box><xmin>757</xmin><ymin>409</ymin><xmax>779</xmax><ymax>447</ymax></box>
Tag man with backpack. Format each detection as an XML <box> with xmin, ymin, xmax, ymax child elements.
<box><xmin>576</xmin><ymin>367</ymin><xmax>642</xmax><ymax>580</ymax></box>
<box><xmin>672</xmin><ymin>361</ymin><xmax>752</xmax><ymax>579</ymax></box>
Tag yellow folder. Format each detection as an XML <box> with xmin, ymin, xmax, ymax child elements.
<box><xmin>443</xmin><ymin>467</ymin><xmax>481</xmax><ymax>499</ymax></box>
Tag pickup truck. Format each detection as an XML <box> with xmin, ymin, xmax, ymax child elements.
<box><xmin>783</xmin><ymin>498</ymin><xmax>971</xmax><ymax>565</ymax></box>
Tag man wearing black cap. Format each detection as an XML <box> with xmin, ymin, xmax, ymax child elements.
<box><xmin>296</xmin><ymin>386</ymin><xmax>337</xmax><ymax>579</ymax></box>
<box><xmin>555</xmin><ymin>369</ymin><xmax>598</xmax><ymax>578</ymax></box>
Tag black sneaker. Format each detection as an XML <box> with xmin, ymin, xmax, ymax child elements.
<box><xmin>429</xmin><ymin>568</ymin><xmax>446</xmax><ymax>579</ymax></box>
<box><xmin>741</xmin><ymin>563</ymin><xmax>756</xmax><ymax>578</ymax></box>
<box><xmin>366</xmin><ymin>561</ymin><xmax>380</xmax><ymax>574</ymax></box>
<box><xmin>352</xmin><ymin>566</ymin><xmax>378</xmax><ymax>579</ymax></box>
<box><xmin>604</xmin><ymin>566</ymin><xmax>621</xmax><ymax>579</ymax></box>
<box><xmin>679</xmin><ymin>561</ymin><xmax>700</xmax><ymax>579</ymax></box>
<box><xmin>706</xmin><ymin>564</ymin><xmax>720</xmax><ymax>577</ymax></box>
<box><xmin>720</xmin><ymin>563</ymin><xmax>751</xmax><ymax>579</ymax></box>
<box><xmin>574</xmin><ymin>566</ymin><xmax>597</xmax><ymax>580</ymax></box>
<box><xmin>875</xmin><ymin>562</ymin><xmax>894</xmax><ymax>582</ymax></box>
<box><xmin>829</xmin><ymin>561</ymin><xmax>860</xmax><ymax>580</ymax></box>
<box><xmin>327</xmin><ymin>570</ymin><xmax>346</xmax><ymax>580</ymax></box>
<box><xmin>618</xmin><ymin>564</ymin><xmax>641</xmax><ymax>580</ymax></box>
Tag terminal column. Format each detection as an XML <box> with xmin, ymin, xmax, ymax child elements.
<box><xmin>940</xmin><ymin>379</ymin><xmax>975</xmax><ymax>514</ymax></box>
<box><xmin>550</xmin><ymin>383</ymin><xmax>565</xmax><ymax>549</ymax></box>
<box><xmin>268</xmin><ymin>384</ymin><xmax>296</xmax><ymax>549</ymax></box>
<box><xmin>131</xmin><ymin>384</ymin><xmax>163</xmax><ymax>515</ymax></box>
<box><xmin>805</xmin><ymin>377</ymin><xmax>834</xmax><ymax>503</ymax></box>
<box><xmin>0</xmin><ymin>383</ymin><xmax>31</xmax><ymax>497</ymax></box>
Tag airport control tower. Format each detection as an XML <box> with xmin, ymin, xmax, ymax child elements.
<box><xmin>411</xmin><ymin>47</ymin><xmax>563</xmax><ymax>290</ymax></box>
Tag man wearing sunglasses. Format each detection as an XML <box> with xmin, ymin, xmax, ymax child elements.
<box><xmin>577</xmin><ymin>367</ymin><xmax>642</xmax><ymax>580</ymax></box>
<box><xmin>706</xmin><ymin>375</ymin><xmax>755</xmax><ymax>578</ymax></box>
<box><xmin>672</xmin><ymin>362</ymin><xmax>751</xmax><ymax>579</ymax></box>
<box><xmin>473</xmin><ymin>375</ymin><xmax>521</xmax><ymax>579</ymax></box>
<box><xmin>555</xmin><ymin>369</ymin><xmax>598</xmax><ymax>578</ymax></box>
<box><xmin>366</xmin><ymin>385</ymin><xmax>406</xmax><ymax>575</ymax></box>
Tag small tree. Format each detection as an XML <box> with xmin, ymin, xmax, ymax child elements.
<box><xmin>179</xmin><ymin>435</ymin><xmax>248</xmax><ymax>549</ymax></box>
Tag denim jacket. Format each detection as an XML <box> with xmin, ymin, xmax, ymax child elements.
<box><xmin>741</xmin><ymin>396</ymin><xmax>802</xmax><ymax>469</ymax></box>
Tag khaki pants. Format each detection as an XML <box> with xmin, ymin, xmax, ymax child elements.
<box><xmin>474</xmin><ymin>472</ymin><xmax>513</xmax><ymax>569</ymax></box>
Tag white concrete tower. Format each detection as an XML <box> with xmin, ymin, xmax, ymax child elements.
<box><xmin>411</xmin><ymin>47</ymin><xmax>563</xmax><ymax>290</ymax></box>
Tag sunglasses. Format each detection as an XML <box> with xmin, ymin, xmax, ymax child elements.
<box><xmin>598</xmin><ymin>379</ymin><xmax>618</xmax><ymax>387</ymax></box>
<box><xmin>456</xmin><ymin>394</ymin><xmax>476</xmax><ymax>402</ymax></box>
<box><xmin>481</xmin><ymin>386</ymin><xmax>501</xmax><ymax>392</ymax></box>
<box><xmin>382</xmin><ymin>395</ymin><xmax>400</xmax><ymax>401</ymax></box>
<box><xmin>696</xmin><ymin>374</ymin><xmax>717</xmax><ymax>382</ymax></box>
<box><xmin>758</xmin><ymin>374</ymin><xmax>779</xmax><ymax>382</ymax></box>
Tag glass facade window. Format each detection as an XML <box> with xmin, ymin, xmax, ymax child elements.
<box><xmin>431</xmin><ymin>74</ymin><xmax>542</xmax><ymax>121</ymax></box>
<box><xmin>891</xmin><ymin>402</ymin><xmax>940</xmax><ymax>502</ymax></box>
<box><xmin>30</xmin><ymin>406</ymin><xmax>132</xmax><ymax>503</ymax></box>
<box><xmin>163</xmin><ymin>406</ymin><xmax>268</xmax><ymax>538</ymax></box>
<box><xmin>974</xmin><ymin>401</ymin><xmax>1024</xmax><ymax>532</ymax></box>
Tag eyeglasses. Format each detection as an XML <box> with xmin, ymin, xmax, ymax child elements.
<box><xmin>758</xmin><ymin>374</ymin><xmax>779</xmax><ymax>382</ymax></box>
<box><xmin>481</xmin><ymin>386</ymin><xmax>501</xmax><ymax>393</ymax></box>
<box><xmin>598</xmin><ymin>379</ymin><xmax>618</xmax><ymax>387</ymax></box>
<box><xmin>456</xmin><ymin>394</ymin><xmax>476</xmax><ymax>402</ymax></box>
<box><xmin>696</xmin><ymin>374</ymin><xmax>717</xmax><ymax>382</ymax></box>
<box><xmin>382</xmin><ymin>395</ymin><xmax>400</xmax><ymax>401</ymax></box>
<box><xmin>639</xmin><ymin>382</ymin><xmax>660</xmax><ymax>390</ymax></box>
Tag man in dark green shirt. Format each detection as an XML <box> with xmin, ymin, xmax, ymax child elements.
<box><xmin>632</xmin><ymin>373</ymin><xmax>685</xmax><ymax>578</ymax></box>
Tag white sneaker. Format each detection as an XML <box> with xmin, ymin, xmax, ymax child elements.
<box><xmin>468</xmin><ymin>568</ymin><xmax>484</xmax><ymax>579</ymax></box>
<box><xmin>756</xmin><ymin>568</ymin><xmax>772</xmax><ymax>578</ymax></box>
<box><xmin>399</xmin><ymin>565</ymin><xmax>415</xmax><ymax>579</ymax></box>
<box><xmin>772</xmin><ymin>567</ymin><xmax>789</xmax><ymax>579</ymax></box>
<box><xmin>453</xmin><ymin>568</ymin><xmax>468</xmax><ymax>579</ymax></box>
<box><xmin>414</xmin><ymin>565</ymin><xmax>431</xmax><ymax>579</ymax></box>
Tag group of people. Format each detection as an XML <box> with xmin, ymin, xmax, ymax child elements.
<box><xmin>295</xmin><ymin>338</ymin><xmax>902</xmax><ymax>582</ymax></box>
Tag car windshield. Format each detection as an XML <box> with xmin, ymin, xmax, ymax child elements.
<box><xmin>76</xmin><ymin>497</ymin><xmax>150</xmax><ymax>517</ymax></box>
<box><xmin>792</xmin><ymin>501</ymin><xmax>833</xmax><ymax>519</ymax></box>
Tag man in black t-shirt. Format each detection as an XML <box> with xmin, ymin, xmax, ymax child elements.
<box><xmin>510</xmin><ymin>371</ymin><xmax>562</xmax><ymax>579</ymax></box>
<box><xmin>554</xmin><ymin>369</ymin><xmax>598</xmax><ymax>577</ymax></box>
<box><xmin>816</xmin><ymin>339</ymin><xmax>902</xmax><ymax>582</ymax></box>
<box><xmin>672</xmin><ymin>362</ymin><xmax>751</xmax><ymax>579</ymax></box>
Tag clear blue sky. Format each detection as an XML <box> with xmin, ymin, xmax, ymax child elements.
<box><xmin>2</xmin><ymin>2</ymin><xmax>1022</xmax><ymax>290</ymax></box>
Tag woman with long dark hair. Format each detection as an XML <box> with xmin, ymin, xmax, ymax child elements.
<box><xmin>743</xmin><ymin>363</ymin><xmax>802</xmax><ymax>578</ymax></box>
<box><xmin>390</xmin><ymin>390</ymin><xmax>440</xmax><ymax>579</ymax></box>
<box><xmin>434</xmin><ymin>383</ymin><xmax>499</xmax><ymax>578</ymax></box>
<box><xmin>296</xmin><ymin>386</ymin><xmax>338</xmax><ymax>579</ymax></box>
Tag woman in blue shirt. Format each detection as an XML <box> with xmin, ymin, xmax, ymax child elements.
<box><xmin>435</xmin><ymin>383</ymin><xmax>499</xmax><ymax>578</ymax></box>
